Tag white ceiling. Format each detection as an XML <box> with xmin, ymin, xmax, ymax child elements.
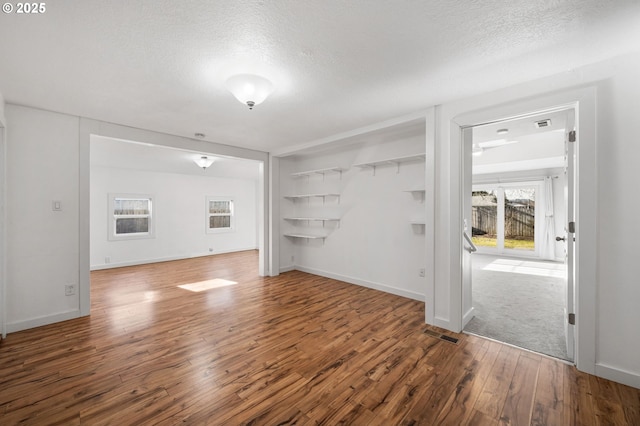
<box><xmin>1</xmin><ymin>1</ymin><xmax>640</xmax><ymax>154</ymax></box>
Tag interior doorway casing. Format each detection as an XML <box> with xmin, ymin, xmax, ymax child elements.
<box><xmin>78</xmin><ymin>118</ymin><xmax>272</xmax><ymax>318</ymax></box>
<box><xmin>0</xmin><ymin>122</ymin><xmax>5</xmax><ymax>339</ymax></box>
<box><xmin>426</xmin><ymin>86</ymin><xmax>597</xmax><ymax>374</ymax></box>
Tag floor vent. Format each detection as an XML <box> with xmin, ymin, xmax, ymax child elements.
<box><xmin>424</xmin><ymin>329</ymin><xmax>459</xmax><ymax>344</ymax></box>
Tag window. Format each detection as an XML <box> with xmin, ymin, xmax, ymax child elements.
<box><xmin>206</xmin><ymin>197</ymin><xmax>234</xmax><ymax>233</ymax></box>
<box><xmin>108</xmin><ymin>194</ymin><xmax>154</xmax><ymax>240</ymax></box>
<box><xmin>472</xmin><ymin>182</ymin><xmax>540</xmax><ymax>255</ymax></box>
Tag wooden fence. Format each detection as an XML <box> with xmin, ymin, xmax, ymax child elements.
<box><xmin>472</xmin><ymin>205</ymin><xmax>535</xmax><ymax>239</ymax></box>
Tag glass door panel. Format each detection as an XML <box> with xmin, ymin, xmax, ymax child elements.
<box><xmin>503</xmin><ymin>187</ymin><xmax>535</xmax><ymax>252</ymax></box>
<box><xmin>472</xmin><ymin>189</ymin><xmax>498</xmax><ymax>248</ymax></box>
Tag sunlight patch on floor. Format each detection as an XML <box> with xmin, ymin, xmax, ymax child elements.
<box><xmin>178</xmin><ymin>278</ymin><xmax>238</xmax><ymax>292</ymax></box>
<box><xmin>482</xmin><ymin>258</ymin><xmax>565</xmax><ymax>278</ymax></box>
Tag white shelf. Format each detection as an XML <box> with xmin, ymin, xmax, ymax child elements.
<box><xmin>410</xmin><ymin>220</ymin><xmax>426</xmax><ymax>225</ymax></box>
<box><xmin>354</xmin><ymin>154</ymin><xmax>425</xmax><ymax>175</ymax></box>
<box><xmin>404</xmin><ymin>188</ymin><xmax>426</xmax><ymax>203</ymax></box>
<box><xmin>284</xmin><ymin>233</ymin><xmax>326</xmax><ymax>240</ymax></box>
<box><xmin>284</xmin><ymin>193</ymin><xmax>340</xmax><ymax>200</ymax></box>
<box><xmin>291</xmin><ymin>167</ymin><xmax>345</xmax><ymax>178</ymax></box>
<box><xmin>284</xmin><ymin>217</ymin><xmax>340</xmax><ymax>222</ymax></box>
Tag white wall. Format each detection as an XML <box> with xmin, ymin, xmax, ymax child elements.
<box><xmin>279</xmin><ymin>134</ymin><xmax>426</xmax><ymax>301</ymax></box>
<box><xmin>429</xmin><ymin>51</ymin><xmax>640</xmax><ymax>388</ymax></box>
<box><xmin>594</xmin><ymin>53</ymin><xmax>640</xmax><ymax>387</ymax></box>
<box><xmin>6</xmin><ymin>105</ymin><xmax>81</xmax><ymax>331</ymax></box>
<box><xmin>90</xmin><ymin>166</ymin><xmax>258</xmax><ymax>269</ymax></box>
<box><xmin>4</xmin><ymin>105</ymin><xmax>269</xmax><ymax>333</ymax></box>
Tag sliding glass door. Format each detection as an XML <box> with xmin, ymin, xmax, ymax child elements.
<box><xmin>472</xmin><ymin>182</ymin><xmax>541</xmax><ymax>256</ymax></box>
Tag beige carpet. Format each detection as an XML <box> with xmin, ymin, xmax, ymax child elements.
<box><xmin>464</xmin><ymin>254</ymin><xmax>570</xmax><ymax>361</ymax></box>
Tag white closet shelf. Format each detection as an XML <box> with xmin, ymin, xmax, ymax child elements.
<box><xmin>403</xmin><ymin>188</ymin><xmax>426</xmax><ymax>193</ymax></box>
<box><xmin>284</xmin><ymin>217</ymin><xmax>340</xmax><ymax>222</ymax></box>
<box><xmin>354</xmin><ymin>154</ymin><xmax>426</xmax><ymax>175</ymax></box>
<box><xmin>283</xmin><ymin>193</ymin><xmax>340</xmax><ymax>200</ymax></box>
<box><xmin>291</xmin><ymin>167</ymin><xmax>345</xmax><ymax>178</ymax></box>
<box><xmin>284</xmin><ymin>233</ymin><xmax>327</xmax><ymax>240</ymax></box>
<box><xmin>410</xmin><ymin>220</ymin><xmax>426</xmax><ymax>225</ymax></box>
<box><xmin>354</xmin><ymin>154</ymin><xmax>425</xmax><ymax>169</ymax></box>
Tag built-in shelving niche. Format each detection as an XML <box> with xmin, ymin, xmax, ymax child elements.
<box><xmin>284</xmin><ymin>166</ymin><xmax>343</xmax><ymax>244</ymax></box>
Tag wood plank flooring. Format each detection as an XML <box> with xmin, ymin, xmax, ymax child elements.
<box><xmin>1</xmin><ymin>250</ymin><xmax>639</xmax><ymax>425</ymax></box>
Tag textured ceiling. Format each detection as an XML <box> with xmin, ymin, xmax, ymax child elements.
<box><xmin>1</xmin><ymin>0</ymin><xmax>639</xmax><ymax>153</ymax></box>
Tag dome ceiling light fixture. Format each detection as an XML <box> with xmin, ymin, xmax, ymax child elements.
<box><xmin>194</xmin><ymin>155</ymin><xmax>215</xmax><ymax>170</ymax></box>
<box><xmin>225</xmin><ymin>74</ymin><xmax>274</xmax><ymax>110</ymax></box>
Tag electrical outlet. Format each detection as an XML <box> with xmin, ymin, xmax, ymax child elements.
<box><xmin>105</xmin><ymin>256</ymin><xmax>111</xmax><ymax>264</ymax></box>
<box><xmin>65</xmin><ymin>285</ymin><xmax>76</xmax><ymax>296</ymax></box>
<box><xmin>209</xmin><ymin>248</ymin><xmax>214</xmax><ymax>252</ymax></box>
<box><xmin>291</xmin><ymin>255</ymin><xmax>295</xmax><ymax>263</ymax></box>
<box><xmin>419</xmin><ymin>268</ymin><xmax>426</xmax><ymax>277</ymax></box>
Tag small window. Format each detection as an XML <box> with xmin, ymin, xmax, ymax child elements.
<box><xmin>207</xmin><ymin>197</ymin><xmax>234</xmax><ymax>233</ymax></box>
<box><xmin>108</xmin><ymin>194</ymin><xmax>154</xmax><ymax>240</ymax></box>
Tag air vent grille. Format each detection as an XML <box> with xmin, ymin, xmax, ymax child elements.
<box><xmin>424</xmin><ymin>328</ymin><xmax>459</xmax><ymax>344</ymax></box>
<box><xmin>535</xmin><ymin>119</ymin><xmax>552</xmax><ymax>128</ymax></box>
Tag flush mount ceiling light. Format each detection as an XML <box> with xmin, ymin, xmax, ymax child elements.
<box><xmin>225</xmin><ymin>74</ymin><xmax>274</xmax><ymax>110</ymax></box>
<box><xmin>194</xmin><ymin>155</ymin><xmax>215</xmax><ymax>170</ymax></box>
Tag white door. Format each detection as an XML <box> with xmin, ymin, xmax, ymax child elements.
<box><xmin>563</xmin><ymin>109</ymin><xmax>576</xmax><ymax>360</ymax></box>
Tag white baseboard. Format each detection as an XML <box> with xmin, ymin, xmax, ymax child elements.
<box><xmin>463</xmin><ymin>307</ymin><xmax>475</xmax><ymax>328</ymax></box>
<box><xmin>7</xmin><ymin>309</ymin><xmax>82</xmax><ymax>334</ymax></box>
<box><xmin>279</xmin><ymin>265</ymin><xmax>295</xmax><ymax>273</ymax></box>
<box><xmin>595</xmin><ymin>363</ymin><xmax>640</xmax><ymax>389</ymax></box>
<box><xmin>90</xmin><ymin>247</ymin><xmax>258</xmax><ymax>270</ymax></box>
<box><xmin>293</xmin><ymin>265</ymin><xmax>425</xmax><ymax>302</ymax></box>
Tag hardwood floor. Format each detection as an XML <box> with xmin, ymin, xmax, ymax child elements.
<box><xmin>1</xmin><ymin>250</ymin><xmax>638</xmax><ymax>425</ymax></box>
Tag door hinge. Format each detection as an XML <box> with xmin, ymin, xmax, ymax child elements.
<box><xmin>568</xmin><ymin>130</ymin><xmax>576</xmax><ymax>142</ymax></box>
<box><xmin>568</xmin><ymin>221</ymin><xmax>576</xmax><ymax>233</ymax></box>
<box><xmin>568</xmin><ymin>313</ymin><xmax>576</xmax><ymax>325</ymax></box>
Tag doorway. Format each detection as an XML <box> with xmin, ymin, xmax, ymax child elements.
<box><xmin>462</xmin><ymin>108</ymin><xmax>574</xmax><ymax>361</ymax></box>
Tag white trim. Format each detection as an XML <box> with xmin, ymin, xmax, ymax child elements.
<box><xmin>295</xmin><ymin>265</ymin><xmax>425</xmax><ymax>302</ymax></box>
<box><xmin>279</xmin><ymin>265</ymin><xmax>295</xmax><ymax>273</ymax></box>
<box><xmin>0</xmin><ymin>118</ymin><xmax>5</xmax><ymax>339</ymax></box>
<box><xmin>6</xmin><ymin>309</ymin><xmax>81</xmax><ymax>333</ymax></box>
<box><xmin>595</xmin><ymin>363</ymin><xmax>640</xmax><ymax>390</ymax></box>
<box><xmin>80</xmin><ymin>118</ymin><xmax>270</xmax><ymax>319</ymax></box>
<box><xmin>430</xmin><ymin>85</ymin><xmax>597</xmax><ymax>376</ymax></box>
<box><xmin>90</xmin><ymin>247</ymin><xmax>258</xmax><ymax>271</ymax></box>
<box><xmin>424</xmin><ymin>107</ymin><xmax>437</xmax><ymax>325</ymax></box>
<box><xmin>463</xmin><ymin>306</ymin><xmax>475</xmax><ymax>327</ymax></box>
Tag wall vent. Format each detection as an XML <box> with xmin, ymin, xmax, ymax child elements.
<box><xmin>535</xmin><ymin>119</ymin><xmax>552</xmax><ymax>128</ymax></box>
<box><xmin>424</xmin><ymin>328</ymin><xmax>460</xmax><ymax>344</ymax></box>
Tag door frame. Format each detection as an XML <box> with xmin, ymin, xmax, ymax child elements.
<box><xmin>427</xmin><ymin>86</ymin><xmax>597</xmax><ymax>373</ymax></box>
<box><xmin>78</xmin><ymin>118</ymin><xmax>272</xmax><ymax>318</ymax></box>
<box><xmin>0</xmin><ymin>116</ymin><xmax>5</xmax><ymax>339</ymax></box>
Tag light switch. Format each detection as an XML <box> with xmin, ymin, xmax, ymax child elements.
<box><xmin>52</xmin><ymin>200</ymin><xmax>62</xmax><ymax>211</ymax></box>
